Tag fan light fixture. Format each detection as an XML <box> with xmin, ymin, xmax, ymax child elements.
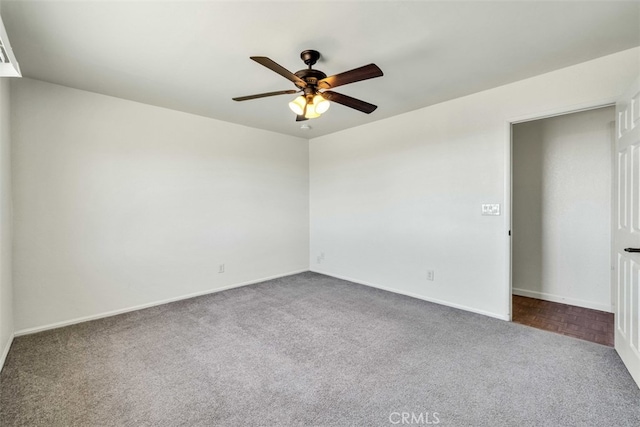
<box><xmin>289</xmin><ymin>94</ymin><xmax>331</xmax><ymax>119</ymax></box>
<box><xmin>288</xmin><ymin>94</ymin><xmax>330</xmax><ymax>119</ymax></box>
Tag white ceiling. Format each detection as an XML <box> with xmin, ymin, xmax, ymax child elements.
<box><xmin>2</xmin><ymin>1</ymin><xmax>638</xmax><ymax>138</ymax></box>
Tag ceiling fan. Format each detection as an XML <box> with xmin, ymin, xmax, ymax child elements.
<box><xmin>232</xmin><ymin>49</ymin><xmax>383</xmax><ymax>122</ymax></box>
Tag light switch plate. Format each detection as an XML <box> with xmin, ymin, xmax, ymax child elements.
<box><xmin>482</xmin><ymin>204</ymin><xmax>500</xmax><ymax>216</ymax></box>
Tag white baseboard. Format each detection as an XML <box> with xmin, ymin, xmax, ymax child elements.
<box><xmin>15</xmin><ymin>269</ymin><xmax>308</xmax><ymax>337</ymax></box>
<box><xmin>0</xmin><ymin>332</ymin><xmax>14</xmax><ymax>373</ymax></box>
<box><xmin>512</xmin><ymin>287</ymin><xmax>612</xmax><ymax>313</ymax></box>
<box><xmin>311</xmin><ymin>269</ymin><xmax>510</xmax><ymax>321</ymax></box>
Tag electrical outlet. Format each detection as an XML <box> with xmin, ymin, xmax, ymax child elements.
<box><xmin>316</xmin><ymin>252</ymin><xmax>325</xmax><ymax>264</ymax></box>
<box><xmin>427</xmin><ymin>270</ymin><xmax>434</xmax><ymax>281</ymax></box>
<box><xmin>218</xmin><ymin>264</ymin><xmax>225</xmax><ymax>273</ymax></box>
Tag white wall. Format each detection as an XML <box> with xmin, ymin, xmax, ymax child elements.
<box><xmin>11</xmin><ymin>78</ymin><xmax>309</xmax><ymax>332</ymax></box>
<box><xmin>309</xmin><ymin>48</ymin><xmax>639</xmax><ymax>320</ymax></box>
<box><xmin>512</xmin><ymin>108</ymin><xmax>614</xmax><ymax>312</ymax></box>
<box><xmin>0</xmin><ymin>77</ymin><xmax>13</xmax><ymax>367</ymax></box>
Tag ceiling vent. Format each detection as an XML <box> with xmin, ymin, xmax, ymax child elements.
<box><xmin>0</xmin><ymin>14</ymin><xmax>20</xmax><ymax>77</ymax></box>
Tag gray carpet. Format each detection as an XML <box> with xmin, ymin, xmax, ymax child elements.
<box><xmin>0</xmin><ymin>272</ymin><xmax>638</xmax><ymax>426</ymax></box>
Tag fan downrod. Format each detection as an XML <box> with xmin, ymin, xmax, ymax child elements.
<box><xmin>300</xmin><ymin>50</ymin><xmax>320</xmax><ymax>68</ymax></box>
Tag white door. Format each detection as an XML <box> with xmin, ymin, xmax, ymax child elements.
<box><xmin>615</xmin><ymin>77</ymin><xmax>640</xmax><ymax>387</ymax></box>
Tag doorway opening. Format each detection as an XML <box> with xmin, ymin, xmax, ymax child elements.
<box><xmin>510</xmin><ymin>106</ymin><xmax>615</xmax><ymax>346</ymax></box>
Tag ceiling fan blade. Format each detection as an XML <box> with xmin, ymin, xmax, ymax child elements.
<box><xmin>295</xmin><ymin>102</ymin><xmax>310</xmax><ymax>121</ymax></box>
<box><xmin>232</xmin><ymin>89</ymin><xmax>298</xmax><ymax>102</ymax></box>
<box><xmin>251</xmin><ymin>56</ymin><xmax>307</xmax><ymax>88</ymax></box>
<box><xmin>317</xmin><ymin>64</ymin><xmax>383</xmax><ymax>90</ymax></box>
<box><xmin>321</xmin><ymin>91</ymin><xmax>377</xmax><ymax>114</ymax></box>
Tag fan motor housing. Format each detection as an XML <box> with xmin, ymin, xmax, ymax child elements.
<box><xmin>294</xmin><ymin>69</ymin><xmax>327</xmax><ymax>87</ymax></box>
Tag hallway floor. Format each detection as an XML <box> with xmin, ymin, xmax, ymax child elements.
<box><xmin>512</xmin><ymin>295</ymin><xmax>614</xmax><ymax>347</ymax></box>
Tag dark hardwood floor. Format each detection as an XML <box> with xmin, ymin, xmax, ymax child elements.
<box><xmin>512</xmin><ymin>295</ymin><xmax>614</xmax><ymax>347</ymax></box>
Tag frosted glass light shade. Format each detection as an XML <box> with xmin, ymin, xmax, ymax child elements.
<box><xmin>288</xmin><ymin>96</ymin><xmax>306</xmax><ymax>115</ymax></box>
<box><xmin>304</xmin><ymin>106</ymin><xmax>320</xmax><ymax>119</ymax></box>
<box><xmin>313</xmin><ymin>94</ymin><xmax>330</xmax><ymax>114</ymax></box>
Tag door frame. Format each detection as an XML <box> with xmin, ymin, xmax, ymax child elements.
<box><xmin>504</xmin><ymin>99</ymin><xmax>617</xmax><ymax>321</ymax></box>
